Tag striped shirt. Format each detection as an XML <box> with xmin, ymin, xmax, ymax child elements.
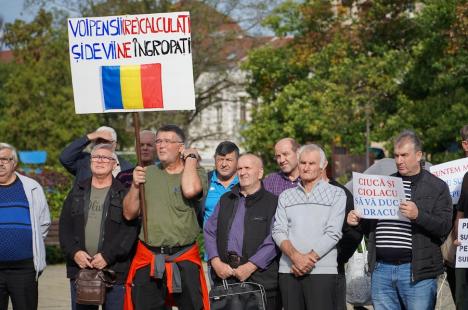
<box><xmin>376</xmin><ymin>177</ymin><xmax>415</xmax><ymax>262</ymax></box>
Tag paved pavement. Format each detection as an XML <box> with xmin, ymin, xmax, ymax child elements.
<box><xmin>6</xmin><ymin>264</ymin><xmax>456</xmax><ymax>309</ymax></box>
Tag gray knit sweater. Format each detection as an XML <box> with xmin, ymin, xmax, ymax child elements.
<box><xmin>272</xmin><ymin>180</ymin><xmax>346</xmax><ymax>274</ymax></box>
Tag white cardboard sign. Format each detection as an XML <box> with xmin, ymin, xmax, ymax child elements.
<box><xmin>67</xmin><ymin>12</ymin><xmax>195</xmax><ymax>114</ymax></box>
<box><xmin>430</xmin><ymin>157</ymin><xmax>468</xmax><ymax>204</ymax></box>
<box><xmin>456</xmin><ymin>219</ymin><xmax>468</xmax><ymax>268</ymax></box>
<box><xmin>352</xmin><ymin>172</ymin><xmax>407</xmax><ymax>220</ymax></box>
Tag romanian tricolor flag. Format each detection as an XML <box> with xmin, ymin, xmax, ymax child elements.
<box><xmin>101</xmin><ymin>63</ymin><xmax>164</xmax><ymax>110</ymax></box>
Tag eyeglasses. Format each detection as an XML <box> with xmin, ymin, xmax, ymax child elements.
<box><xmin>90</xmin><ymin>155</ymin><xmax>116</xmax><ymax>163</ymax></box>
<box><xmin>155</xmin><ymin>139</ymin><xmax>182</xmax><ymax>145</ymax></box>
<box><xmin>0</xmin><ymin>157</ymin><xmax>14</xmax><ymax>164</ymax></box>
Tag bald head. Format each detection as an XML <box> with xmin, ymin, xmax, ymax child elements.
<box><xmin>237</xmin><ymin>154</ymin><xmax>264</xmax><ymax>195</ymax></box>
<box><xmin>275</xmin><ymin>138</ymin><xmax>300</xmax><ymax>152</ymax></box>
<box><xmin>239</xmin><ymin>154</ymin><xmax>263</xmax><ymax>168</ymax></box>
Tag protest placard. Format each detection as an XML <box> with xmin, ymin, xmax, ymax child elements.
<box><xmin>430</xmin><ymin>157</ymin><xmax>468</xmax><ymax>204</ymax></box>
<box><xmin>352</xmin><ymin>172</ymin><xmax>407</xmax><ymax>220</ymax></box>
<box><xmin>67</xmin><ymin>12</ymin><xmax>195</xmax><ymax>114</ymax></box>
<box><xmin>456</xmin><ymin>219</ymin><xmax>468</xmax><ymax>268</ymax></box>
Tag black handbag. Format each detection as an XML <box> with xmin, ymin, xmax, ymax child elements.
<box><xmin>75</xmin><ymin>269</ymin><xmax>116</xmax><ymax>305</ymax></box>
<box><xmin>209</xmin><ymin>280</ymin><xmax>266</xmax><ymax>310</ymax></box>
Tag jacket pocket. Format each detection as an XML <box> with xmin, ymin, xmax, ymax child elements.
<box><xmin>109</xmin><ymin>205</ymin><xmax>123</xmax><ymax>224</ymax></box>
<box><xmin>71</xmin><ymin>197</ymin><xmax>84</xmax><ymax>217</ymax></box>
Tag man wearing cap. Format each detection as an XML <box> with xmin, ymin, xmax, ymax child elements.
<box><xmin>60</xmin><ymin>126</ymin><xmax>133</xmax><ymax>183</ymax></box>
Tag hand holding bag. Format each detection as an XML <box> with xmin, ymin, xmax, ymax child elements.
<box><xmin>75</xmin><ymin>269</ymin><xmax>116</xmax><ymax>305</ymax></box>
<box><xmin>346</xmin><ymin>239</ymin><xmax>372</xmax><ymax>306</ymax></box>
<box><xmin>209</xmin><ymin>280</ymin><xmax>266</xmax><ymax>310</ymax></box>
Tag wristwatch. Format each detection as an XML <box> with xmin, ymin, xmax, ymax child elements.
<box><xmin>184</xmin><ymin>153</ymin><xmax>197</xmax><ymax>161</ymax></box>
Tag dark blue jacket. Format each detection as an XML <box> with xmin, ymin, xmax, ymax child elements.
<box><xmin>59</xmin><ymin>135</ymin><xmax>133</xmax><ymax>183</ymax></box>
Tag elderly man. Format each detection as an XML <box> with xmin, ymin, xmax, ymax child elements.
<box><xmin>123</xmin><ymin>124</ymin><xmax>209</xmax><ymax>310</ymax></box>
<box><xmin>0</xmin><ymin>143</ymin><xmax>50</xmax><ymax>310</ymax></box>
<box><xmin>116</xmin><ymin>130</ymin><xmax>157</xmax><ymax>188</ymax></box>
<box><xmin>263</xmin><ymin>138</ymin><xmax>301</xmax><ymax>196</ymax></box>
<box><xmin>59</xmin><ymin>144</ymin><xmax>138</xmax><ymax>310</ymax></box>
<box><xmin>204</xmin><ymin>154</ymin><xmax>280</xmax><ymax>309</ymax></box>
<box><xmin>347</xmin><ymin>130</ymin><xmax>452</xmax><ymax>310</ymax></box>
<box><xmin>60</xmin><ymin>126</ymin><xmax>133</xmax><ymax>183</ymax></box>
<box><xmin>272</xmin><ymin>144</ymin><xmax>346</xmax><ymax>310</ymax></box>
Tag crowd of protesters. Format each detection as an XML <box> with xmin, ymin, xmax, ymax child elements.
<box><xmin>0</xmin><ymin>124</ymin><xmax>467</xmax><ymax>310</ymax></box>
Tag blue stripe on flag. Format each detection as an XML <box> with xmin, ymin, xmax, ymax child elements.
<box><xmin>102</xmin><ymin>66</ymin><xmax>123</xmax><ymax>110</ymax></box>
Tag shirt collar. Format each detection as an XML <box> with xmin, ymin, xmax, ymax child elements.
<box><xmin>212</xmin><ymin>171</ymin><xmax>239</xmax><ymax>187</ymax></box>
<box><xmin>297</xmin><ymin>179</ymin><xmax>324</xmax><ymax>193</ymax></box>
<box><xmin>278</xmin><ymin>171</ymin><xmax>300</xmax><ymax>183</ymax></box>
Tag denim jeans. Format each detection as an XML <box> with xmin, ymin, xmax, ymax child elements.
<box><xmin>371</xmin><ymin>262</ymin><xmax>437</xmax><ymax>310</ymax></box>
<box><xmin>70</xmin><ymin>280</ymin><xmax>125</xmax><ymax>310</ymax></box>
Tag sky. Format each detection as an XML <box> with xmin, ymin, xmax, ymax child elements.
<box><xmin>0</xmin><ymin>0</ymin><xmax>35</xmax><ymax>24</ymax></box>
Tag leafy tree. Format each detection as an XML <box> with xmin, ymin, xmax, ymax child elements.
<box><xmin>0</xmin><ymin>10</ymin><xmax>101</xmax><ymax>164</ymax></box>
<box><xmin>242</xmin><ymin>0</ymin><xmax>467</xmax><ymax>167</ymax></box>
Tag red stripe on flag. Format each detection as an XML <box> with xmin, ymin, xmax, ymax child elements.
<box><xmin>141</xmin><ymin>63</ymin><xmax>164</xmax><ymax>108</ymax></box>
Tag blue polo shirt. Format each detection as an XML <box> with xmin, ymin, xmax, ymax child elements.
<box><xmin>203</xmin><ymin>172</ymin><xmax>239</xmax><ymax>225</ymax></box>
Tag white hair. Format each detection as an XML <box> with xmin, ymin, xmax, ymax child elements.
<box><xmin>96</xmin><ymin>126</ymin><xmax>117</xmax><ymax>142</ymax></box>
<box><xmin>0</xmin><ymin>143</ymin><xmax>18</xmax><ymax>163</ymax></box>
<box><xmin>298</xmin><ymin>144</ymin><xmax>327</xmax><ymax>168</ymax></box>
<box><xmin>91</xmin><ymin>143</ymin><xmax>117</xmax><ymax>160</ymax></box>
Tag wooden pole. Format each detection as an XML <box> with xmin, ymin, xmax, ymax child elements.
<box><xmin>133</xmin><ymin>112</ymin><xmax>148</xmax><ymax>243</ymax></box>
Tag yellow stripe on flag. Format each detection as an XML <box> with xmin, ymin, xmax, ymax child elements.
<box><xmin>120</xmin><ymin>65</ymin><xmax>144</xmax><ymax>109</ymax></box>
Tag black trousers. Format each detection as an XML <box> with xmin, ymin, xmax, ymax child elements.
<box><xmin>131</xmin><ymin>261</ymin><xmax>203</xmax><ymax>310</ymax></box>
<box><xmin>0</xmin><ymin>259</ymin><xmax>38</xmax><ymax>310</ymax></box>
<box><xmin>446</xmin><ymin>265</ymin><xmax>456</xmax><ymax>303</ymax></box>
<box><xmin>334</xmin><ymin>273</ymin><xmax>347</xmax><ymax>310</ymax></box>
<box><xmin>279</xmin><ymin>273</ymin><xmax>337</xmax><ymax>310</ymax></box>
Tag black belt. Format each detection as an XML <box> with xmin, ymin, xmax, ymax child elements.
<box><xmin>378</xmin><ymin>259</ymin><xmax>411</xmax><ymax>265</ymax></box>
<box><xmin>143</xmin><ymin>242</ymin><xmax>194</xmax><ymax>256</ymax></box>
<box><xmin>227</xmin><ymin>251</ymin><xmax>242</xmax><ymax>268</ymax></box>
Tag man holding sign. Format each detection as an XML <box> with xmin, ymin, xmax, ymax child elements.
<box><xmin>347</xmin><ymin>130</ymin><xmax>452</xmax><ymax>310</ymax></box>
<box><xmin>451</xmin><ymin>124</ymin><xmax>468</xmax><ymax>308</ymax></box>
<box><xmin>123</xmin><ymin>124</ymin><xmax>208</xmax><ymax>310</ymax></box>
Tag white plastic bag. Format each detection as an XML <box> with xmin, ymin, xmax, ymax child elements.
<box><xmin>346</xmin><ymin>239</ymin><xmax>372</xmax><ymax>306</ymax></box>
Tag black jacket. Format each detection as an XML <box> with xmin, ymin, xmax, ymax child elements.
<box><xmin>59</xmin><ymin>135</ymin><xmax>133</xmax><ymax>183</ymax></box>
<box><xmin>59</xmin><ymin>177</ymin><xmax>139</xmax><ymax>283</ymax></box>
<box><xmin>358</xmin><ymin>169</ymin><xmax>452</xmax><ymax>282</ymax></box>
<box><xmin>330</xmin><ymin>179</ymin><xmax>363</xmax><ymax>274</ymax></box>
<box><xmin>215</xmin><ymin>185</ymin><xmax>279</xmax><ymax>290</ymax></box>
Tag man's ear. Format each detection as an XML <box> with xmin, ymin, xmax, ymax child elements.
<box><xmin>415</xmin><ymin>150</ymin><xmax>423</xmax><ymax>162</ymax></box>
<box><xmin>321</xmin><ymin>160</ymin><xmax>328</xmax><ymax>170</ymax></box>
<box><xmin>258</xmin><ymin>168</ymin><xmax>264</xmax><ymax>180</ymax></box>
<box><xmin>178</xmin><ymin>143</ymin><xmax>185</xmax><ymax>154</ymax></box>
